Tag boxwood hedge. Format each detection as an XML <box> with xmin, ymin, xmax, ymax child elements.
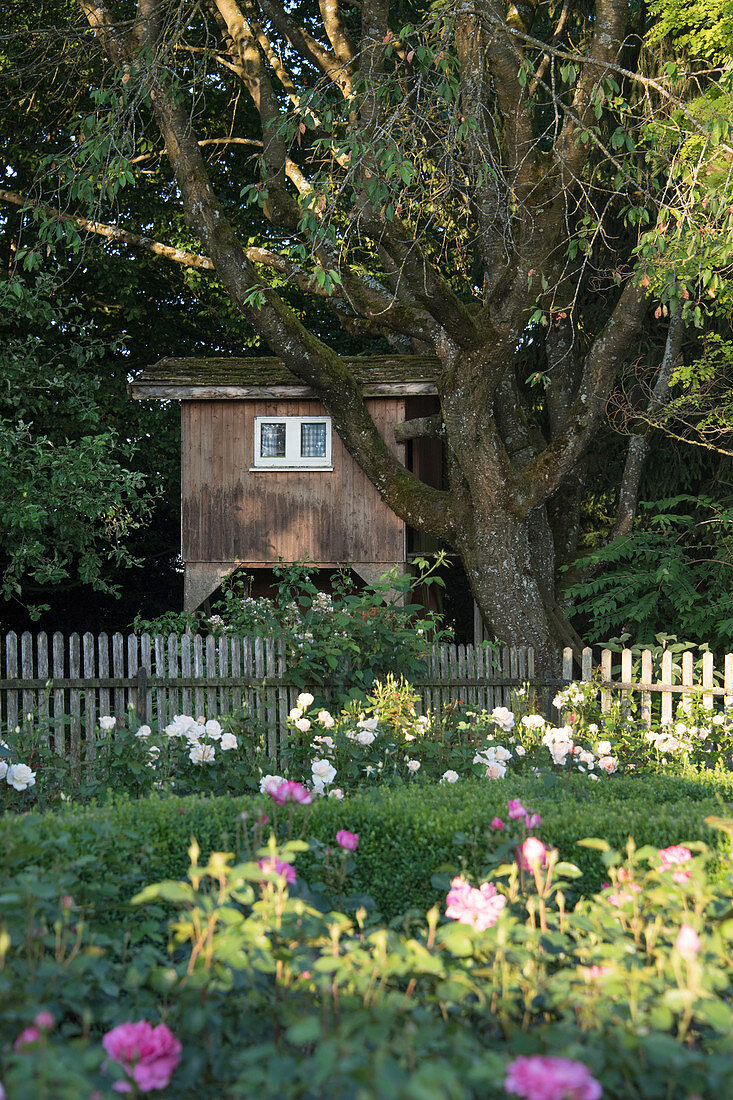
<box><xmin>2</xmin><ymin>773</ymin><xmax>732</xmax><ymax>918</ymax></box>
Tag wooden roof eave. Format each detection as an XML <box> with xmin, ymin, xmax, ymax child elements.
<box><xmin>129</xmin><ymin>381</ymin><xmax>439</xmax><ymax>400</ymax></box>
<box><xmin>129</xmin><ymin>355</ymin><xmax>440</xmax><ymax>401</ymax></box>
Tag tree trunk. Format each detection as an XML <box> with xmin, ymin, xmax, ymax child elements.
<box><xmin>456</xmin><ymin>505</ymin><xmax>563</xmax><ymax>674</ymax></box>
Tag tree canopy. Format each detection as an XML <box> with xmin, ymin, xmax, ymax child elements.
<box><xmin>2</xmin><ymin>0</ymin><xmax>732</xmax><ymax>662</ymax></box>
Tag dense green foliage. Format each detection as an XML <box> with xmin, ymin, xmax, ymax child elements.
<box><xmin>3</xmin><ymin>775</ymin><xmax>732</xmax><ymax>919</ymax></box>
<box><xmin>1</xmin><ymin>786</ymin><xmax>733</xmax><ymax>1097</ymax></box>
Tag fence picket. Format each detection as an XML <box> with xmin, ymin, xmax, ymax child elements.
<box><xmin>83</xmin><ymin>633</ymin><xmax>96</xmax><ymax>761</ymax></box>
<box><xmin>218</xmin><ymin>637</ymin><xmax>229</xmax><ymax>717</ymax></box>
<box><xmin>180</xmin><ymin>634</ymin><xmax>192</xmax><ymax>716</ymax></box>
<box><xmin>231</xmin><ymin>636</ymin><xmax>242</xmax><ymax>715</ymax></box>
<box><xmin>702</xmin><ymin>652</ymin><xmax>714</xmax><ymax>711</ymax></box>
<box><xmin>52</xmin><ymin>633</ymin><xmax>65</xmax><ymax>754</ymax></box>
<box><xmin>167</xmin><ymin>634</ymin><xmax>179</xmax><ymax>722</ymax></box>
<box><xmin>69</xmin><ymin>633</ymin><xmax>81</xmax><ymax>766</ymax></box>
<box><xmin>127</xmin><ymin>635</ymin><xmax>139</xmax><ymax>730</ymax></box>
<box><xmin>661</xmin><ymin>651</ymin><xmax>673</xmax><ymax>724</ymax></box>
<box><xmin>621</xmin><ymin>650</ymin><xmax>632</xmax><ymax>704</ymax></box>
<box><xmin>6</xmin><ymin>632</ymin><xmax>18</xmax><ymax>733</ymax></box>
<box><xmin>725</xmin><ymin>653</ymin><xmax>733</xmax><ymax>710</ymax></box>
<box><xmin>112</xmin><ymin>634</ymin><xmax>125</xmax><ymax>719</ymax></box>
<box><xmin>205</xmin><ymin>634</ymin><xmax>217</xmax><ymax>717</ymax></box>
<box><xmin>641</xmin><ymin>649</ymin><xmax>652</xmax><ymax>727</ymax></box>
<box><xmin>682</xmin><ymin>651</ymin><xmax>694</xmax><ymax>718</ymax></box>
<box><xmin>21</xmin><ymin>633</ymin><xmax>34</xmax><ymax>726</ymax></box>
<box><xmin>193</xmin><ymin>635</ymin><xmax>204</xmax><ymax>718</ymax></box>
<box><xmin>600</xmin><ymin>650</ymin><xmax>612</xmax><ymax>713</ymax></box>
<box><xmin>141</xmin><ymin>634</ymin><xmax>153</xmax><ymax>722</ymax></box>
<box><xmin>37</xmin><ymin>633</ymin><xmax>50</xmax><ymax>732</ymax></box>
<box><xmin>98</xmin><ymin>634</ymin><xmax>110</xmax><ymax>721</ymax></box>
<box><xmin>265</xmin><ymin>639</ymin><xmax>277</xmax><ymax>758</ymax></box>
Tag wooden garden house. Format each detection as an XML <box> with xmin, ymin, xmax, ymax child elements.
<box><xmin>130</xmin><ymin>356</ymin><xmax>442</xmax><ymax>611</ymax></box>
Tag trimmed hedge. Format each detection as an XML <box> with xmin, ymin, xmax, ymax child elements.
<box><xmin>2</xmin><ymin>773</ymin><xmax>732</xmax><ymax>918</ymax></box>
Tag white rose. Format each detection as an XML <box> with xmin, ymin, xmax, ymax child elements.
<box><xmin>165</xmin><ymin>716</ymin><xmax>192</xmax><ymax>738</ymax></box>
<box><xmin>260</xmin><ymin>774</ymin><xmax>284</xmax><ymax>794</ymax></box>
<box><xmin>515</xmin><ymin>745</ymin><xmax>526</xmax><ymax>757</ymax></box>
<box><xmin>588</xmin><ymin>723</ymin><xmax>599</xmax><ymax>734</ymax></box>
<box><xmin>491</xmin><ymin>707</ymin><xmax>515</xmax><ymax>732</ymax></box>
<box><xmin>441</xmin><ymin>769</ymin><xmax>459</xmax><ymax>783</ymax></box>
<box><xmin>99</xmin><ymin>715</ymin><xmax>116</xmax><ymax>731</ymax></box>
<box><xmin>407</xmin><ymin>759</ymin><xmax>420</xmax><ymax>773</ymax></box>
<box><xmin>313</xmin><ymin>735</ymin><xmax>335</xmax><ymax>750</ymax></box>
<box><xmin>220</xmin><ymin>733</ymin><xmax>238</xmax><ymax>750</ymax></box>
<box><xmin>328</xmin><ymin>788</ymin><xmax>345</xmax><ymax>800</ymax></box>
<box><xmin>522</xmin><ymin>715</ymin><xmax>546</xmax><ymax>729</ymax></box>
<box><xmin>311</xmin><ymin>758</ymin><xmax>336</xmax><ymax>786</ymax></box>
<box><xmin>358</xmin><ymin>716</ymin><xmax>379</xmax><ymax>732</ymax></box>
<box><xmin>494</xmin><ymin>745</ymin><xmax>512</xmax><ymax>762</ymax></box>
<box><xmin>295</xmin><ymin>718</ymin><xmax>311</xmax><ymax>732</ymax></box>
<box><xmin>356</xmin><ymin>729</ymin><xmax>376</xmax><ymax>746</ymax></box>
<box><xmin>7</xmin><ymin>763</ymin><xmax>36</xmax><ymax>791</ymax></box>
<box><xmin>289</xmin><ymin>707</ymin><xmax>303</xmax><ymax>721</ymax></box>
<box><xmin>297</xmin><ymin>693</ymin><xmax>314</xmax><ymax>709</ymax></box>
<box><xmin>318</xmin><ymin>710</ymin><xmax>335</xmax><ymax>728</ymax></box>
<box><xmin>135</xmin><ymin>725</ymin><xmax>152</xmax><ymax>740</ymax></box>
<box><xmin>416</xmin><ymin>715</ymin><xmax>430</xmax><ymax>729</ymax></box>
<box><xmin>485</xmin><ymin>761</ymin><xmax>506</xmax><ymax>779</ymax></box>
<box><xmin>598</xmin><ymin>755</ymin><xmax>618</xmax><ymax>774</ymax></box>
<box><xmin>596</xmin><ymin>740</ymin><xmax>612</xmax><ymax>756</ymax></box>
<box><xmin>712</xmin><ymin>714</ymin><xmax>725</xmax><ymax>726</ymax></box>
<box><xmin>0</xmin><ymin>760</ymin><xmax>6</xmax><ymax>779</ymax></box>
<box><xmin>588</xmin><ymin>773</ymin><xmax>600</xmax><ymax>781</ymax></box>
<box><xmin>189</xmin><ymin>743</ymin><xmax>215</xmax><ymax>765</ymax></box>
<box><xmin>205</xmin><ymin>720</ymin><xmax>222</xmax><ymax>740</ymax></box>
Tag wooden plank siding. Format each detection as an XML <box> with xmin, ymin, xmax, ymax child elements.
<box><xmin>181</xmin><ymin>398</ymin><xmax>407</xmax><ymax>567</ymax></box>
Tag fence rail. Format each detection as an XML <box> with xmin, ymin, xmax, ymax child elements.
<box><xmin>2</xmin><ymin>632</ymin><xmax>732</xmax><ymax>763</ymax></box>
<box><xmin>0</xmin><ymin>631</ymin><xmax>538</xmax><ymax>760</ymax></box>
<box><xmin>566</xmin><ymin>646</ymin><xmax>733</xmax><ymax>724</ymax></box>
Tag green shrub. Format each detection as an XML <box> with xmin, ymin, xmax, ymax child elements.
<box><xmin>2</xmin><ymin>774</ymin><xmax>732</xmax><ymax>919</ymax></box>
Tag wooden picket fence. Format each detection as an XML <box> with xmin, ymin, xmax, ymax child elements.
<box><xmin>0</xmin><ymin>631</ymin><xmax>537</xmax><ymax>762</ymax></box>
<box><xmin>567</xmin><ymin>646</ymin><xmax>733</xmax><ymax>723</ymax></box>
<box><xmin>2</xmin><ymin>631</ymin><xmax>732</xmax><ymax>764</ymax></box>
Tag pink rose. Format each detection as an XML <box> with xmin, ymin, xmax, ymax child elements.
<box><xmin>520</xmin><ymin>836</ymin><xmax>546</xmax><ymax>870</ymax></box>
<box><xmin>34</xmin><ymin>1011</ymin><xmax>54</xmax><ymax>1031</ymax></box>
<box><xmin>525</xmin><ymin>812</ymin><xmax>541</xmax><ymax>829</ymax></box>
<box><xmin>270</xmin><ymin>780</ymin><xmax>313</xmax><ymax>806</ymax></box>
<box><xmin>13</xmin><ymin>1026</ymin><xmax>40</xmax><ymax>1051</ymax></box>
<box><xmin>675</xmin><ymin>923</ymin><xmax>701</xmax><ymax>959</ymax></box>
<box><xmin>505</xmin><ymin>1055</ymin><xmax>602</xmax><ymax>1100</ymax></box>
<box><xmin>507</xmin><ymin>799</ymin><xmax>526</xmax><ymax>820</ymax></box>
<box><xmin>103</xmin><ymin>1021</ymin><xmax>181</xmax><ymax>1093</ymax></box>
<box><xmin>258</xmin><ymin>858</ymin><xmax>297</xmax><ymax>884</ymax></box>
<box><xmin>445</xmin><ymin>876</ymin><xmax>506</xmax><ymax>931</ymax></box>
<box><xmin>336</xmin><ymin>829</ymin><xmax>359</xmax><ymax>851</ymax></box>
<box><xmin>491</xmin><ymin>816</ymin><xmax>505</xmax><ymax>830</ymax></box>
<box><xmin>658</xmin><ymin>845</ymin><xmax>692</xmax><ymax>868</ymax></box>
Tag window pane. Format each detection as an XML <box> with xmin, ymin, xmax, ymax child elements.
<box><xmin>301</xmin><ymin>421</ymin><xmax>327</xmax><ymax>458</ymax></box>
<box><xmin>260</xmin><ymin>422</ymin><xmax>286</xmax><ymax>457</ymax></box>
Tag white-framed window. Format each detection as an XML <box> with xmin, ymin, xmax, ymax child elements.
<box><xmin>252</xmin><ymin>416</ymin><xmax>332</xmax><ymax>470</ymax></box>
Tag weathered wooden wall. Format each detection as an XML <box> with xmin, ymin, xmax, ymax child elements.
<box><xmin>181</xmin><ymin>397</ymin><xmax>407</xmax><ymax>567</ymax></box>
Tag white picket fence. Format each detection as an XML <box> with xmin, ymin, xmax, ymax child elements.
<box><xmin>2</xmin><ymin>631</ymin><xmax>732</xmax><ymax>764</ymax></box>
<box><xmin>566</xmin><ymin>646</ymin><xmax>733</xmax><ymax>723</ymax></box>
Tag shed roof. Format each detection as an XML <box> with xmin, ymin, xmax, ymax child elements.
<box><xmin>130</xmin><ymin>355</ymin><xmax>440</xmax><ymax>400</ymax></box>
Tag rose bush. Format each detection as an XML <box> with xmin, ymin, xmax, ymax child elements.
<box><xmin>3</xmin><ymin>806</ymin><xmax>732</xmax><ymax>1098</ymax></box>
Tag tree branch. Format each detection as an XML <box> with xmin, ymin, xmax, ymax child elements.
<box><xmin>515</xmin><ymin>280</ymin><xmax>648</xmax><ymax>512</ymax></box>
<box><xmin>612</xmin><ymin>310</ymin><xmax>684</xmax><ymax>537</ymax></box>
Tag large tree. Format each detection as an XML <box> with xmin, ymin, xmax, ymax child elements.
<box><xmin>5</xmin><ymin>0</ymin><xmax>730</xmax><ymax>666</ymax></box>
